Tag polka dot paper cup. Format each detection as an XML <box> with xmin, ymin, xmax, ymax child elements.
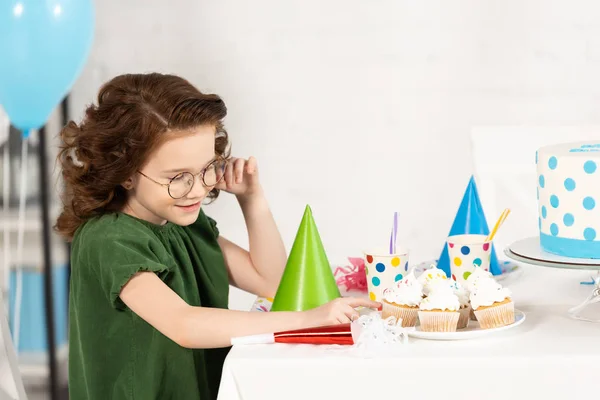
<box><xmin>363</xmin><ymin>249</ymin><xmax>410</xmax><ymax>302</ymax></box>
<box><xmin>446</xmin><ymin>234</ymin><xmax>492</xmax><ymax>285</ymax></box>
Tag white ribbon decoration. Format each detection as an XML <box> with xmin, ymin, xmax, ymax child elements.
<box><xmin>353</xmin><ymin>313</ymin><xmax>408</xmax><ymax>348</ymax></box>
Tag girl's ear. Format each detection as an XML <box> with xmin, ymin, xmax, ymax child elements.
<box><xmin>122</xmin><ymin>177</ymin><xmax>134</xmax><ymax>190</ymax></box>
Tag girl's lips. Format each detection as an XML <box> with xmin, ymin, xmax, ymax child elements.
<box><xmin>176</xmin><ymin>202</ymin><xmax>201</xmax><ymax>212</ymax></box>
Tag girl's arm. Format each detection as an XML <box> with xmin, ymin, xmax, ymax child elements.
<box><xmin>120</xmin><ymin>271</ymin><xmax>379</xmax><ymax>349</ymax></box>
<box><xmin>215</xmin><ymin>157</ymin><xmax>287</xmax><ymax>298</ymax></box>
<box><xmin>219</xmin><ymin>189</ymin><xmax>286</xmax><ymax>298</ymax></box>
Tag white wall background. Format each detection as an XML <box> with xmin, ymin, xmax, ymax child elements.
<box><xmin>68</xmin><ymin>0</ymin><xmax>600</xmax><ymax>310</ymax></box>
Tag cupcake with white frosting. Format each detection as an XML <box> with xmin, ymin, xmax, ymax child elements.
<box><xmin>469</xmin><ymin>275</ymin><xmax>514</xmax><ymax>329</ymax></box>
<box><xmin>417</xmin><ymin>264</ymin><xmax>448</xmax><ymax>296</ymax></box>
<box><xmin>417</xmin><ymin>279</ymin><xmax>460</xmax><ymax>332</ymax></box>
<box><xmin>381</xmin><ymin>270</ymin><xmax>422</xmax><ymax>327</ymax></box>
<box><xmin>451</xmin><ymin>280</ymin><xmax>471</xmax><ymax>329</ymax></box>
<box><xmin>465</xmin><ymin>268</ymin><xmax>493</xmax><ymax>321</ymax></box>
<box><xmin>465</xmin><ymin>268</ymin><xmax>493</xmax><ymax>293</ymax></box>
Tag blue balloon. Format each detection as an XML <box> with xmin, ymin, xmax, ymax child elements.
<box><xmin>0</xmin><ymin>0</ymin><xmax>94</xmax><ymax>132</ymax></box>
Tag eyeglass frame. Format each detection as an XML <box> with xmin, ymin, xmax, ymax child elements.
<box><xmin>136</xmin><ymin>156</ymin><xmax>228</xmax><ymax>199</ymax></box>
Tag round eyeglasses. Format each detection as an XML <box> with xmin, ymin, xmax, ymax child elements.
<box><xmin>137</xmin><ymin>157</ymin><xmax>228</xmax><ymax>199</ymax></box>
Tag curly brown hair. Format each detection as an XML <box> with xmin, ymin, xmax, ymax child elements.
<box><xmin>55</xmin><ymin>73</ymin><xmax>230</xmax><ymax>241</ymax></box>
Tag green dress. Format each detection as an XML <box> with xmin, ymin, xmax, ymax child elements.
<box><xmin>68</xmin><ymin>210</ymin><xmax>230</xmax><ymax>400</ymax></box>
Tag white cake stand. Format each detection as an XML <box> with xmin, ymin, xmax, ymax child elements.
<box><xmin>505</xmin><ymin>237</ymin><xmax>600</xmax><ymax>322</ymax></box>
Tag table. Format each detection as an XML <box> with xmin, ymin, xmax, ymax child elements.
<box><xmin>217</xmin><ymin>265</ymin><xmax>600</xmax><ymax>400</ymax></box>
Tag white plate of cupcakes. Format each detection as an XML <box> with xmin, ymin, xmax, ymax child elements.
<box><xmin>380</xmin><ymin>266</ymin><xmax>525</xmax><ymax>340</ymax></box>
<box><xmin>407</xmin><ymin>309</ymin><xmax>526</xmax><ymax>340</ymax></box>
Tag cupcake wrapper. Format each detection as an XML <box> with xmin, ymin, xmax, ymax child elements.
<box><xmin>469</xmin><ymin>307</ymin><xmax>477</xmax><ymax>321</ymax></box>
<box><xmin>474</xmin><ymin>301</ymin><xmax>515</xmax><ymax>329</ymax></box>
<box><xmin>417</xmin><ymin>311</ymin><xmax>460</xmax><ymax>332</ymax></box>
<box><xmin>382</xmin><ymin>302</ymin><xmax>419</xmax><ymax>327</ymax></box>
<box><xmin>458</xmin><ymin>306</ymin><xmax>471</xmax><ymax>329</ymax></box>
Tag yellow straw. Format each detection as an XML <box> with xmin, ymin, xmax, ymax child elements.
<box><xmin>486</xmin><ymin>208</ymin><xmax>511</xmax><ymax>242</ymax></box>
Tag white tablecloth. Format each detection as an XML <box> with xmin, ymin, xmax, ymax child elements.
<box><xmin>217</xmin><ymin>265</ymin><xmax>600</xmax><ymax>400</ymax></box>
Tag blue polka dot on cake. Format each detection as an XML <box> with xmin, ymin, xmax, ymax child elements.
<box><xmin>550</xmin><ymin>195</ymin><xmax>559</xmax><ymax>208</ymax></box>
<box><xmin>584</xmin><ymin>228</ymin><xmax>597</xmax><ymax>241</ymax></box>
<box><xmin>563</xmin><ymin>213</ymin><xmax>575</xmax><ymax>226</ymax></box>
<box><xmin>584</xmin><ymin>160</ymin><xmax>597</xmax><ymax>174</ymax></box>
<box><xmin>583</xmin><ymin>197</ymin><xmax>596</xmax><ymax>211</ymax></box>
<box><xmin>564</xmin><ymin>178</ymin><xmax>576</xmax><ymax>191</ymax></box>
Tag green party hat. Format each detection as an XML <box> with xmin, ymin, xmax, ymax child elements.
<box><xmin>270</xmin><ymin>205</ymin><xmax>341</xmax><ymax>312</ymax></box>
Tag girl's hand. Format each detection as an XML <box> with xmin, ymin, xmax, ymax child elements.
<box><xmin>216</xmin><ymin>156</ymin><xmax>261</xmax><ymax>198</ymax></box>
<box><xmin>302</xmin><ymin>297</ymin><xmax>382</xmax><ymax>326</ymax></box>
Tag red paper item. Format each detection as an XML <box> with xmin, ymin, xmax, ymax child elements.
<box><xmin>231</xmin><ymin>323</ymin><xmax>356</xmax><ymax>346</ymax></box>
<box><xmin>274</xmin><ymin>323</ymin><xmax>353</xmax><ymax>345</ymax></box>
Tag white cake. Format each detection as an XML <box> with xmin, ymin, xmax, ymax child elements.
<box><xmin>536</xmin><ymin>141</ymin><xmax>600</xmax><ymax>258</ymax></box>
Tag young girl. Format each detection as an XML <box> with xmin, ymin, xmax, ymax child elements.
<box><xmin>55</xmin><ymin>73</ymin><xmax>379</xmax><ymax>400</ymax></box>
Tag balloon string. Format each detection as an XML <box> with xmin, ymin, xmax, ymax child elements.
<box><xmin>13</xmin><ymin>129</ymin><xmax>30</xmax><ymax>353</ymax></box>
<box><xmin>2</xmin><ymin>121</ymin><xmax>10</xmax><ymax>317</ymax></box>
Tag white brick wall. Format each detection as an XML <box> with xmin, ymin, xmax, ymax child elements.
<box><xmin>69</xmin><ymin>0</ymin><xmax>600</xmax><ymax>309</ymax></box>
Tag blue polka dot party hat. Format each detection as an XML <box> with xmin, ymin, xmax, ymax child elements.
<box><xmin>271</xmin><ymin>205</ymin><xmax>341</xmax><ymax>312</ymax></box>
<box><xmin>436</xmin><ymin>176</ymin><xmax>502</xmax><ymax>277</ymax></box>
